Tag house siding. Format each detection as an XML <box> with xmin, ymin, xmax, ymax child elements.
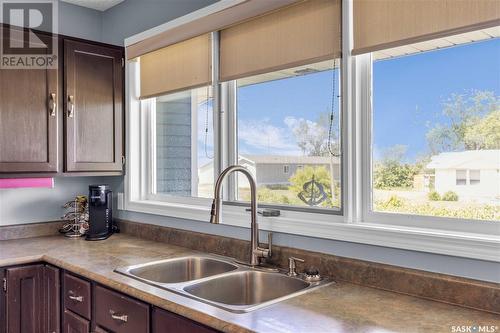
<box><xmin>434</xmin><ymin>169</ymin><xmax>500</xmax><ymax>201</ymax></box>
<box><xmin>156</xmin><ymin>98</ymin><xmax>192</xmax><ymax>196</ymax></box>
<box><xmin>255</xmin><ymin>163</ymin><xmax>340</xmax><ymax>185</ymax></box>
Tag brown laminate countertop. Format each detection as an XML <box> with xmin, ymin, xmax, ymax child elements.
<box><xmin>0</xmin><ymin>234</ymin><xmax>498</xmax><ymax>333</ymax></box>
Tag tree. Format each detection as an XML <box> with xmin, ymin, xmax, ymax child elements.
<box><xmin>289</xmin><ymin>166</ymin><xmax>338</xmax><ymax>207</ymax></box>
<box><xmin>463</xmin><ymin>110</ymin><xmax>500</xmax><ymax>149</ymax></box>
<box><xmin>426</xmin><ymin>90</ymin><xmax>499</xmax><ymax>154</ymax></box>
<box><xmin>373</xmin><ymin>145</ymin><xmax>419</xmax><ymax>189</ymax></box>
<box><xmin>289</xmin><ymin>112</ymin><xmax>339</xmax><ymax>157</ymax></box>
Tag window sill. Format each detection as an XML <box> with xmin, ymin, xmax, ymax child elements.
<box><xmin>123</xmin><ymin>199</ymin><xmax>500</xmax><ymax>262</ymax></box>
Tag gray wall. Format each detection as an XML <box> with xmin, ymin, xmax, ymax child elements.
<box><xmin>0</xmin><ymin>177</ymin><xmax>122</xmax><ymax>226</ymax></box>
<box><xmin>0</xmin><ymin>1</ymin><xmax>103</xmax><ymax>41</ymax></box>
<box><xmin>101</xmin><ymin>0</ymin><xmax>218</xmax><ymax>45</ymax></box>
<box><xmin>58</xmin><ymin>1</ymin><xmax>102</xmax><ymax>41</ymax></box>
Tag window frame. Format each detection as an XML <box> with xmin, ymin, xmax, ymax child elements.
<box><xmin>123</xmin><ymin>0</ymin><xmax>500</xmax><ymax>262</ymax></box>
<box><xmin>223</xmin><ymin>69</ymin><xmax>344</xmax><ymax>216</ymax></box>
<box><xmin>469</xmin><ymin>170</ymin><xmax>481</xmax><ymax>185</ymax></box>
<box><xmin>359</xmin><ymin>51</ymin><xmax>499</xmax><ymax>235</ymax></box>
<box><xmin>456</xmin><ymin>169</ymin><xmax>467</xmax><ymax>186</ymax></box>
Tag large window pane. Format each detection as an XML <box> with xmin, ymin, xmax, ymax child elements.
<box><xmin>154</xmin><ymin>86</ymin><xmax>214</xmax><ymax>198</ymax></box>
<box><xmin>372</xmin><ymin>36</ymin><xmax>500</xmax><ymax>221</ymax></box>
<box><xmin>235</xmin><ymin>60</ymin><xmax>341</xmax><ymax>211</ymax></box>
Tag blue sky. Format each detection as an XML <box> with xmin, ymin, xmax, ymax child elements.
<box><xmin>233</xmin><ymin>38</ymin><xmax>500</xmax><ymax>162</ymax></box>
<box><xmin>373</xmin><ymin>38</ymin><xmax>500</xmax><ymax>161</ymax></box>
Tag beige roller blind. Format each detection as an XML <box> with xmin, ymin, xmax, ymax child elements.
<box><xmin>220</xmin><ymin>0</ymin><xmax>341</xmax><ymax>82</ymax></box>
<box><xmin>126</xmin><ymin>0</ymin><xmax>298</xmax><ymax>60</ymax></box>
<box><xmin>353</xmin><ymin>0</ymin><xmax>500</xmax><ymax>55</ymax></box>
<box><xmin>140</xmin><ymin>34</ymin><xmax>211</xmax><ymax>99</ymax></box>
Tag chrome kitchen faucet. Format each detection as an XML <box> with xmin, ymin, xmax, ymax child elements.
<box><xmin>210</xmin><ymin>165</ymin><xmax>272</xmax><ymax>266</ymax></box>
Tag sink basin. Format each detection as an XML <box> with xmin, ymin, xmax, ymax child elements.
<box><xmin>184</xmin><ymin>271</ymin><xmax>311</xmax><ymax>310</ymax></box>
<box><xmin>120</xmin><ymin>256</ymin><xmax>238</xmax><ymax>284</ymax></box>
<box><xmin>116</xmin><ymin>255</ymin><xmax>332</xmax><ymax>313</ymax></box>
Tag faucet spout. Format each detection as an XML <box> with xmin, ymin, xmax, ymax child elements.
<box><xmin>209</xmin><ymin>165</ymin><xmax>271</xmax><ymax>266</ymax></box>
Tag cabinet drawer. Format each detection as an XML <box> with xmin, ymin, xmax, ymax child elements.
<box><xmin>63</xmin><ymin>309</ymin><xmax>90</xmax><ymax>333</ymax></box>
<box><xmin>64</xmin><ymin>272</ymin><xmax>91</xmax><ymax>320</ymax></box>
<box><xmin>95</xmin><ymin>285</ymin><xmax>149</xmax><ymax>333</ymax></box>
<box><xmin>153</xmin><ymin>307</ymin><xmax>219</xmax><ymax>333</ymax></box>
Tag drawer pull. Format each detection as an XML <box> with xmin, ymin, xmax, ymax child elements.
<box><xmin>68</xmin><ymin>294</ymin><xmax>83</xmax><ymax>302</ymax></box>
<box><xmin>110</xmin><ymin>310</ymin><xmax>128</xmax><ymax>323</ymax></box>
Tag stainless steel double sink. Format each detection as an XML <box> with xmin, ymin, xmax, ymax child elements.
<box><xmin>115</xmin><ymin>255</ymin><xmax>332</xmax><ymax>313</ymax></box>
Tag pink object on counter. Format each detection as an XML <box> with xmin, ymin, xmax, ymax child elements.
<box><xmin>0</xmin><ymin>178</ymin><xmax>54</xmax><ymax>189</ymax></box>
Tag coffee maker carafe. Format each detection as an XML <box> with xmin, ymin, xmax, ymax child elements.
<box><xmin>86</xmin><ymin>184</ymin><xmax>113</xmax><ymax>240</ymax></box>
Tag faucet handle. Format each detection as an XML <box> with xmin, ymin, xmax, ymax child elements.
<box><xmin>266</xmin><ymin>232</ymin><xmax>272</xmax><ymax>258</ymax></box>
<box><xmin>287</xmin><ymin>257</ymin><xmax>305</xmax><ymax>276</ymax></box>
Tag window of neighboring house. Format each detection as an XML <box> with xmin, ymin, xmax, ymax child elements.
<box><xmin>469</xmin><ymin>170</ymin><xmax>481</xmax><ymax>185</ymax></box>
<box><xmin>371</xmin><ymin>35</ymin><xmax>500</xmax><ymax>221</ymax></box>
<box><xmin>232</xmin><ymin>60</ymin><xmax>342</xmax><ymax>212</ymax></box>
<box><xmin>151</xmin><ymin>86</ymin><xmax>214</xmax><ymax>199</ymax></box>
<box><xmin>456</xmin><ymin>170</ymin><xmax>467</xmax><ymax>185</ymax></box>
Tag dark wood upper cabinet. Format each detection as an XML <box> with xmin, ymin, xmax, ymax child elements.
<box><xmin>64</xmin><ymin>40</ymin><xmax>124</xmax><ymax>172</ymax></box>
<box><xmin>0</xmin><ymin>31</ymin><xmax>58</xmax><ymax>173</ymax></box>
<box><xmin>0</xmin><ymin>24</ymin><xmax>124</xmax><ymax>176</ymax></box>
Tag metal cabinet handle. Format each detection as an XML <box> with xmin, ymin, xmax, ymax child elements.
<box><xmin>49</xmin><ymin>93</ymin><xmax>57</xmax><ymax>117</ymax></box>
<box><xmin>67</xmin><ymin>95</ymin><xmax>75</xmax><ymax>117</ymax></box>
<box><xmin>110</xmin><ymin>310</ymin><xmax>128</xmax><ymax>323</ymax></box>
<box><xmin>68</xmin><ymin>294</ymin><xmax>83</xmax><ymax>302</ymax></box>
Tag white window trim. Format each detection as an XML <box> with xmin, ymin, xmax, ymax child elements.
<box><xmin>123</xmin><ymin>0</ymin><xmax>500</xmax><ymax>262</ymax></box>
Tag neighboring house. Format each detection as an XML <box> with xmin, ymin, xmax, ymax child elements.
<box><xmin>199</xmin><ymin>154</ymin><xmax>340</xmax><ymax>189</ymax></box>
<box><xmin>426</xmin><ymin>150</ymin><xmax>500</xmax><ymax>201</ymax></box>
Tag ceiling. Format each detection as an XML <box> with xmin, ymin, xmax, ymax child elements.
<box><xmin>60</xmin><ymin>0</ymin><xmax>125</xmax><ymax>11</ymax></box>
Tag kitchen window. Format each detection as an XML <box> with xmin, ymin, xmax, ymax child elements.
<box><xmin>151</xmin><ymin>86</ymin><xmax>214</xmax><ymax>199</ymax></box>
<box><xmin>231</xmin><ymin>61</ymin><xmax>341</xmax><ymax>212</ymax></box>
<box><xmin>125</xmin><ymin>0</ymin><xmax>499</xmax><ymax>261</ymax></box>
<box><xmin>366</xmin><ymin>33</ymin><xmax>500</xmax><ymax>225</ymax></box>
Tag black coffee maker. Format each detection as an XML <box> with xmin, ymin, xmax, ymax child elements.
<box><xmin>86</xmin><ymin>184</ymin><xmax>114</xmax><ymax>241</ymax></box>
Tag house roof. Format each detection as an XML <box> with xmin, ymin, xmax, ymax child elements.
<box><xmin>200</xmin><ymin>154</ymin><xmax>340</xmax><ymax>171</ymax></box>
<box><xmin>240</xmin><ymin>155</ymin><xmax>339</xmax><ymax>165</ymax></box>
<box><xmin>426</xmin><ymin>150</ymin><xmax>500</xmax><ymax>170</ymax></box>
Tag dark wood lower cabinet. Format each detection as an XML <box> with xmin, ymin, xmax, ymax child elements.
<box><xmin>63</xmin><ymin>309</ymin><xmax>90</xmax><ymax>333</ymax></box>
<box><xmin>45</xmin><ymin>265</ymin><xmax>61</xmax><ymax>333</ymax></box>
<box><xmin>5</xmin><ymin>265</ymin><xmax>45</xmax><ymax>333</ymax></box>
<box><xmin>152</xmin><ymin>307</ymin><xmax>218</xmax><ymax>333</ymax></box>
<box><xmin>1</xmin><ymin>266</ymin><xmax>219</xmax><ymax>333</ymax></box>
<box><xmin>94</xmin><ymin>285</ymin><xmax>149</xmax><ymax>333</ymax></box>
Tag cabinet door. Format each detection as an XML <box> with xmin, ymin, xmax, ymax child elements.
<box><xmin>5</xmin><ymin>265</ymin><xmax>45</xmax><ymax>333</ymax></box>
<box><xmin>64</xmin><ymin>40</ymin><xmax>123</xmax><ymax>172</ymax></box>
<box><xmin>152</xmin><ymin>308</ymin><xmax>218</xmax><ymax>333</ymax></box>
<box><xmin>63</xmin><ymin>310</ymin><xmax>90</xmax><ymax>333</ymax></box>
<box><xmin>0</xmin><ymin>27</ymin><xmax>58</xmax><ymax>173</ymax></box>
<box><xmin>44</xmin><ymin>265</ymin><xmax>61</xmax><ymax>333</ymax></box>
